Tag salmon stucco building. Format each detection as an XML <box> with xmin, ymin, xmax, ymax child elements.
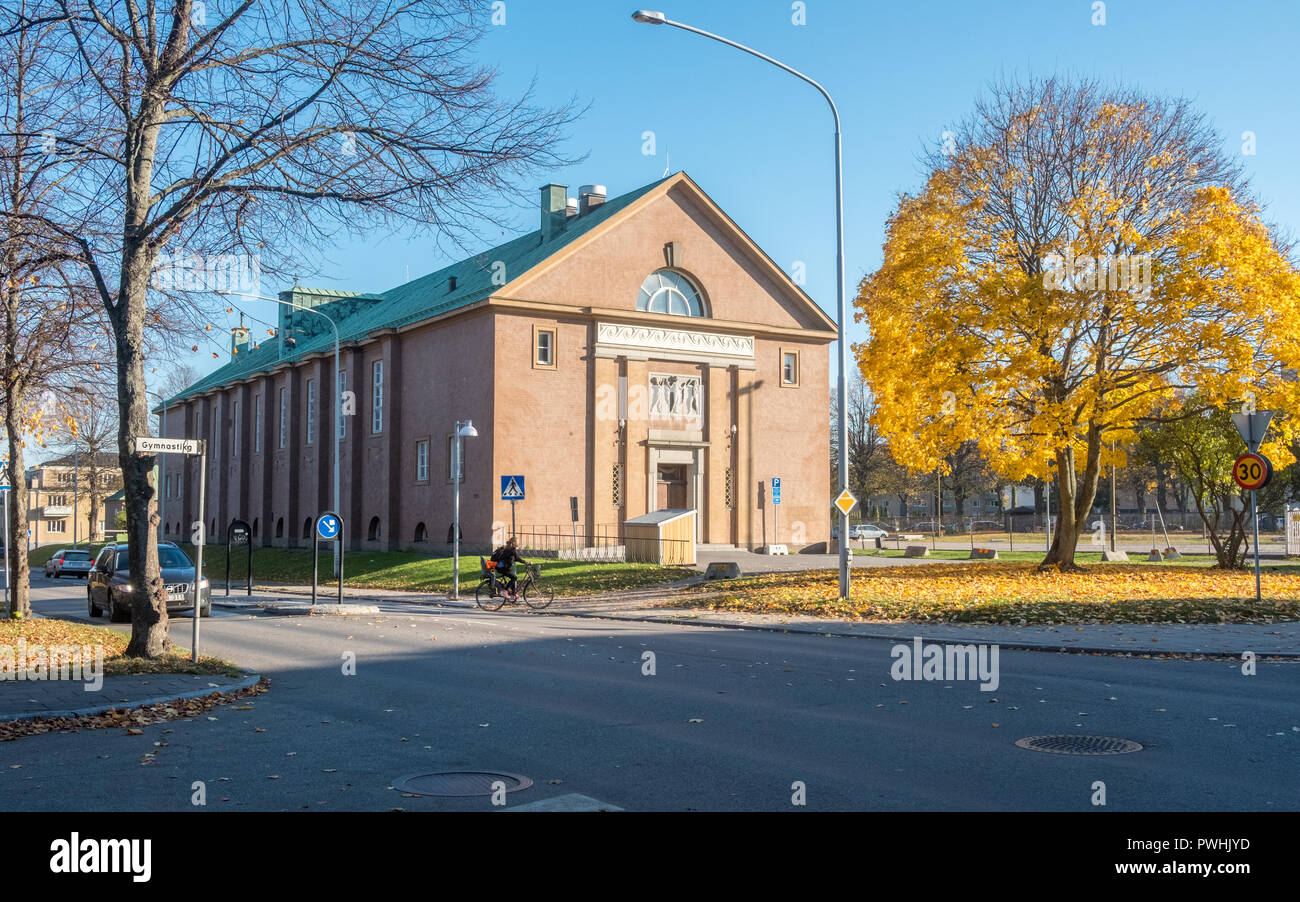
<box><xmin>158</xmin><ymin>172</ymin><xmax>836</xmax><ymax>553</ymax></box>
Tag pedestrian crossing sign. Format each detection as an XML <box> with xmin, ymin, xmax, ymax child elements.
<box><xmin>500</xmin><ymin>475</ymin><xmax>525</xmax><ymax>500</ymax></box>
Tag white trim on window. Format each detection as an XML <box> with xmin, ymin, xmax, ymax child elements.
<box><xmin>254</xmin><ymin>394</ymin><xmax>263</xmax><ymax>453</ymax></box>
<box><xmin>416</xmin><ymin>438</ymin><xmax>429</xmax><ymax>483</ymax></box>
<box><xmin>279</xmin><ymin>387</ymin><xmax>288</xmax><ymax>449</ymax></box>
<box><xmin>306</xmin><ymin>379</ymin><xmax>316</xmax><ymax>446</ymax></box>
<box><xmin>372</xmin><ymin>360</ymin><xmax>384</xmax><ymax>434</ymax></box>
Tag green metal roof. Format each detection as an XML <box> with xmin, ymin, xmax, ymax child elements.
<box><xmin>162</xmin><ymin>176</ymin><xmax>673</xmax><ymax>408</ymax></box>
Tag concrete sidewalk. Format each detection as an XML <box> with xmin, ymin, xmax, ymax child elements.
<box><xmin>0</xmin><ymin>671</ymin><xmax>261</xmax><ymax>722</ymax></box>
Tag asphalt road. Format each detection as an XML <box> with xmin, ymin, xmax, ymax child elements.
<box><xmin>4</xmin><ymin>573</ymin><xmax>1298</xmax><ymax>811</ymax></box>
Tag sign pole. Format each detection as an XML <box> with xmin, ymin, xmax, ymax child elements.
<box><xmin>192</xmin><ymin>441</ymin><xmax>207</xmax><ymax>664</ymax></box>
<box><xmin>1252</xmin><ymin>489</ymin><xmax>1261</xmax><ymax>605</ymax></box>
<box><xmin>312</xmin><ymin>530</ymin><xmax>319</xmax><ymax>606</ymax></box>
<box><xmin>511</xmin><ymin>499</ymin><xmax>516</xmax><ymax>540</ymax></box>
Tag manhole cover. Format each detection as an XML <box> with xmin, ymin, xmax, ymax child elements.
<box><xmin>1015</xmin><ymin>735</ymin><xmax>1143</xmax><ymax>756</ymax></box>
<box><xmin>392</xmin><ymin>771</ymin><xmax>533</xmax><ymax>797</ymax></box>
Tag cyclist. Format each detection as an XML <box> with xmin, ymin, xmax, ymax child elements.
<box><xmin>488</xmin><ymin>537</ymin><xmax>528</xmax><ymax>598</ymax></box>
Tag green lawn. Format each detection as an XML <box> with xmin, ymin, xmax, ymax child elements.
<box><xmin>184</xmin><ymin>544</ymin><xmax>693</xmax><ymax>596</ymax></box>
<box><xmin>24</xmin><ymin>540</ymin><xmax>691</xmax><ymax>595</ymax></box>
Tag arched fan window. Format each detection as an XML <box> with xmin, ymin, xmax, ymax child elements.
<box><xmin>637</xmin><ymin>270</ymin><xmax>705</xmax><ymax>317</ymax></box>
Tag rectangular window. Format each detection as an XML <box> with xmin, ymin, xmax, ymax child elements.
<box><xmin>338</xmin><ymin>371</ymin><xmax>347</xmax><ymax>439</ymax></box>
<box><xmin>278</xmin><ymin>387</ymin><xmax>287</xmax><ymax>449</ymax></box>
<box><xmin>416</xmin><ymin>439</ymin><xmax>429</xmax><ymax>482</ymax></box>
<box><xmin>533</xmin><ymin>326</ymin><xmax>556</xmax><ymax>369</ymax></box>
<box><xmin>781</xmin><ymin>349</ymin><xmax>800</xmax><ymax>387</ymax></box>
<box><xmin>306</xmin><ymin>379</ymin><xmax>316</xmax><ymax>446</ymax></box>
<box><xmin>165</xmin><ymin>475</ymin><xmax>172</xmax><ymax>499</ymax></box>
<box><xmin>233</xmin><ymin>399</ymin><xmax>241</xmax><ymax>455</ymax></box>
<box><xmin>254</xmin><ymin>395</ymin><xmax>263</xmax><ymax>453</ymax></box>
<box><xmin>372</xmin><ymin>360</ymin><xmax>384</xmax><ymax>434</ymax></box>
<box><xmin>50</xmin><ymin>519</ymin><xmax>65</xmax><ymax>533</ymax></box>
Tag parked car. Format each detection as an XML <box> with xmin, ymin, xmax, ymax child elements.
<box><xmin>832</xmin><ymin>524</ymin><xmax>889</xmax><ymax>540</ymax></box>
<box><xmin>912</xmin><ymin>520</ymin><xmax>950</xmax><ymax>535</ymax></box>
<box><xmin>88</xmin><ymin>542</ymin><xmax>211</xmax><ymax>622</ymax></box>
<box><xmin>968</xmin><ymin>520</ymin><xmax>1003</xmax><ymax>532</ymax></box>
<box><xmin>44</xmin><ymin>548</ymin><xmax>94</xmax><ymax>579</ymax></box>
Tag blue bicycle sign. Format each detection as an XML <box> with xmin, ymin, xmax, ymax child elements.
<box><xmin>316</xmin><ymin>513</ymin><xmax>341</xmax><ymax>541</ymax></box>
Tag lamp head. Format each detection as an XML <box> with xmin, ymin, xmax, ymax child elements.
<box><xmin>632</xmin><ymin>9</ymin><xmax>667</xmax><ymax>24</ymax></box>
<box><xmin>459</xmin><ymin>420</ymin><xmax>478</xmax><ymax>438</ymax></box>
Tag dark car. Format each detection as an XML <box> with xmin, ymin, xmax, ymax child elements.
<box><xmin>87</xmin><ymin>542</ymin><xmax>211</xmax><ymax>622</ymax></box>
<box><xmin>45</xmin><ymin>548</ymin><xmax>94</xmax><ymax>579</ymax></box>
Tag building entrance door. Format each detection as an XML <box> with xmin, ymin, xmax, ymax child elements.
<box><xmin>656</xmin><ymin>464</ymin><xmax>688</xmax><ymax>510</ymax></box>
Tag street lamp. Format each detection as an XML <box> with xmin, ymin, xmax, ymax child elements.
<box><xmin>218</xmin><ymin>291</ymin><xmax>342</xmax><ymax>570</ymax></box>
<box><xmin>450</xmin><ymin>419</ymin><xmax>478</xmax><ymax>600</ymax></box>
<box><xmin>632</xmin><ymin>9</ymin><xmax>852</xmax><ymax>598</ymax></box>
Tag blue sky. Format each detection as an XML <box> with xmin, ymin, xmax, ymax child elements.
<box><xmin>167</xmin><ymin>0</ymin><xmax>1300</xmax><ymax>387</ymax></box>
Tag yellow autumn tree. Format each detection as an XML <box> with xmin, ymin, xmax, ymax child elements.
<box><xmin>856</xmin><ymin>77</ymin><xmax>1300</xmax><ymax>569</ymax></box>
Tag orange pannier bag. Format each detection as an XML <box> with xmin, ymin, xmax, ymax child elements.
<box><xmin>485</xmin><ymin>560</ymin><xmax>498</xmax><ymax>570</ymax></box>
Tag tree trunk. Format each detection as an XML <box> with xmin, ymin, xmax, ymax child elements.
<box><xmin>116</xmin><ymin>249</ymin><xmax>169</xmax><ymax>657</ymax></box>
<box><xmin>1041</xmin><ymin>428</ymin><xmax>1103</xmax><ymax>571</ymax></box>
<box><xmin>4</xmin><ymin>391</ymin><xmax>31</xmax><ymax>618</ymax></box>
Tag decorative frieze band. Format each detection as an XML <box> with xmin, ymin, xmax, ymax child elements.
<box><xmin>596</xmin><ymin>321</ymin><xmax>755</xmax><ymax>360</ymax></box>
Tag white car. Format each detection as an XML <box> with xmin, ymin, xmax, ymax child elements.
<box><xmin>851</xmin><ymin>524</ymin><xmax>890</xmax><ymax>540</ymax></box>
<box><xmin>45</xmin><ymin>548</ymin><xmax>94</xmax><ymax>579</ymax></box>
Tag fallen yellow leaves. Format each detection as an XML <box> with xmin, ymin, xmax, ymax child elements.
<box><xmin>677</xmin><ymin>564</ymin><xmax>1300</xmax><ymax>624</ymax></box>
<box><xmin>0</xmin><ymin>678</ymin><xmax>270</xmax><ymax>742</ymax></box>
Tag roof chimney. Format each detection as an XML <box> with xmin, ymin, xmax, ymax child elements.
<box><xmin>565</xmin><ymin>197</ymin><xmax>578</xmax><ymax>218</ymax></box>
<box><xmin>540</xmin><ymin>183</ymin><xmax>566</xmax><ymax>241</ymax></box>
<box><xmin>231</xmin><ymin>325</ymin><xmax>249</xmax><ymax>358</ymax></box>
<box><xmin>579</xmin><ymin>184</ymin><xmax>607</xmax><ymax>215</ymax></box>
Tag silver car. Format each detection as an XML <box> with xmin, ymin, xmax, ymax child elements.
<box><xmin>45</xmin><ymin>548</ymin><xmax>94</xmax><ymax>579</ymax></box>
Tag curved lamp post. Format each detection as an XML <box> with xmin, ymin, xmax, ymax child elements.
<box><xmin>632</xmin><ymin>9</ymin><xmax>851</xmax><ymax>598</ymax></box>
<box><xmin>451</xmin><ymin>419</ymin><xmax>478</xmax><ymax>600</ymax></box>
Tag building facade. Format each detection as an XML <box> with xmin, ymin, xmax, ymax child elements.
<box><xmin>23</xmin><ymin>452</ymin><xmax>122</xmax><ymax>547</ymax></box>
<box><xmin>160</xmin><ymin>173</ymin><xmax>837</xmax><ymax>552</ymax></box>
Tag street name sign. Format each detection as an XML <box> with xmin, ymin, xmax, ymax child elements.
<box><xmin>135</xmin><ymin>437</ymin><xmax>201</xmax><ymax>455</ymax></box>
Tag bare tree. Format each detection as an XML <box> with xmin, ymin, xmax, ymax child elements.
<box><xmin>8</xmin><ymin>0</ymin><xmax>577</xmax><ymax>653</ymax></box>
<box><xmin>0</xmin><ymin>0</ymin><xmax>105</xmax><ymax>616</ymax></box>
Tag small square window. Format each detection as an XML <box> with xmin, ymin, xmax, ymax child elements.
<box><xmin>533</xmin><ymin>326</ymin><xmax>556</xmax><ymax>369</ymax></box>
<box><xmin>781</xmin><ymin>349</ymin><xmax>800</xmax><ymax>386</ymax></box>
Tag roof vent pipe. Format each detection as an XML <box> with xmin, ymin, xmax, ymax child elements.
<box><xmin>578</xmin><ymin>184</ymin><xmax>607</xmax><ymax>215</ymax></box>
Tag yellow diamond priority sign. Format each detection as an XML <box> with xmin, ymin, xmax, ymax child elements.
<box><xmin>834</xmin><ymin>488</ymin><xmax>858</xmax><ymax>517</ymax></box>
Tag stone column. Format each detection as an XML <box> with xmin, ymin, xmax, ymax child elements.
<box><xmin>624</xmin><ymin>357</ymin><xmax>649</xmax><ymax>522</ymax></box>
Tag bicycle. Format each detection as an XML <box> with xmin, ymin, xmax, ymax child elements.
<box><xmin>475</xmin><ymin>561</ymin><xmax>554</xmax><ymax>611</ymax></box>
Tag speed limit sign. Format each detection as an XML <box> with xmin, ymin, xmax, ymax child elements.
<box><xmin>1233</xmin><ymin>452</ymin><xmax>1272</xmax><ymax>491</ymax></box>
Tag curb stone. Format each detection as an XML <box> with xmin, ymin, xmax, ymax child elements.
<box><xmin>0</xmin><ymin>672</ymin><xmax>263</xmax><ymax>723</ymax></box>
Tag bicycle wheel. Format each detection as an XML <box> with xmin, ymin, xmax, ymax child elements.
<box><xmin>522</xmin><ymin>579</ymin><xmax>555</xmax><ymax>610</ymax></box>
<box><xmin>475</xmin><ymin>579</ymin><xmax>505</xmax><ymax>611</ymax></box>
